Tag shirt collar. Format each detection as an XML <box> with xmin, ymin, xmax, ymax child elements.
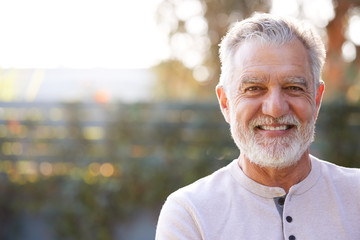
<box><xmin>229</xmin><ymin>155</ymin><xmax>321</xmax><ymax>198</ymax></box>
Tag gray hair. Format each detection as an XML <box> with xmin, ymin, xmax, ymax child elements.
<box><xmin>218</xmin><ymin>13</ymin><xmax>326</xmax><ymax>93</ymax></box>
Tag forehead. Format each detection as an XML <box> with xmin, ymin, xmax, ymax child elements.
<box><xmin>232</xmin><ymin>39</ymin><xmax>312</xmax><ymax>83</ymax></box>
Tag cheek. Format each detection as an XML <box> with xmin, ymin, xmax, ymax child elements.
<box><xmin>231</xmin><ymin>100</ymin><xmax>261</xmax><ymax>125</ymax></box>
<box><xmin>291</xmin><ymin>99</ymin><xmax>316</xmax><ymax>122</ymax></box>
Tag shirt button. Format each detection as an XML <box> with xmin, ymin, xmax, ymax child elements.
<box><xmin>278</xmin><ymin>197</ymin><xmax>285</xmax><ymax>206</ymax></box>
<box><xmin>289</xmin><ymin>235</ymin><xmax>296</xmax><ymax>240</ymax></box>
<box><xmin>286</xmin><ymin>216</ymin><xmax>293</xmax><ymax>223</ymax></box>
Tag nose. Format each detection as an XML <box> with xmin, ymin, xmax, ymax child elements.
<box><xmin>262</xmin><ymin>88</ymin><xmax>289</xmax><ymax>118</ymax></box>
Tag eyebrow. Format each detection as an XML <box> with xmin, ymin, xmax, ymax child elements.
<box><xmin>239</xmin><ymin>75</ymin><xmax>268</xmax><ymax>84</ymax></box>
<box><xmin>284</xmin><ymin>76</ymin><xmax>308</xmax><ymax>87</ymax></box>
<box><xmin>238</xmin><ymin>75</ymin><xmax>308</xmax><ymax>87</ymax></box>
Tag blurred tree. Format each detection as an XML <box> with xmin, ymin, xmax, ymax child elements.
<box><xmin>153</xmin><ymin>0</ymin><xmax>360</xmax><ymax>169</ymax></box>
<box><xmin>154</xmin><ymin>0</ymin><xmax>270</xmax><ymax>101</ymax></box>
<box><xmin>0</xmin><ymin>101</ymin><xmax>358</xmax><ymax>239</ymax></box>
<box><xmin>154</xmin><ymin>0</ymin><xmax>360</xmax><ymax>104</ymax></box>
<box><xmin>322</xmin><ymin>0</ymin><xmax>360</xmax><ymax>102</ymax></box>
<box><xmin>153</xmin><ymin>60</ymin><xmax>208</xmax><ymax>101</ymax></box>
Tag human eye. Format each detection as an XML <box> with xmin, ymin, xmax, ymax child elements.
<box><xmin>286</xmin><ymin>86</ymin><xmax>304</xmax><ymax>92</ymax></box>
<box><xmin>245</xmin><ymin>86</ymin><xmax>262</xmax><ymax>92</ymax></box>
<box><xmin>239</xmin><ymin>76</ymin><xmax>267</xmax><ymax>95</ymax></box>
<box><xmin>243</xmin><ymin>85</ymin><xmax>265</xmax><ymax>95</ymax></box>
<box><xmin>283</xmin><ymin>77</ymin><xmax>307</xmax><ymax>93</ymax></box>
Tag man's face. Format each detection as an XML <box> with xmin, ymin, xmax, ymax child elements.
<box><xmin>217</xmin><ymin>39</ymin><xmax>324</xmax><ymax>168</ymax></box>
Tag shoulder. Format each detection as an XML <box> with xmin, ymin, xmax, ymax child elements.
<box><xmin>156</xmin><ymin>160</ymin><xmax>236</xmax><ymax>239</ymax></box>
<box><xmin>312</xmin><ymin>156</ymin><xmax>360</xmax><ymax>190</ymax></box>
<box><xmin>315</xmin><ymin>156</ymin><xmax>360</xmax><ymax>179</ymax></box>
<box><xmin>169</xmin><ymin>159</ymin><xmax>236</xmax><ymax>205</ymax></box>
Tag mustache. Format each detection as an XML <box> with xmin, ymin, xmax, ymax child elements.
<box><xmin>249</xmin><ymin>115</ymin><xmax>301</xmax><ymax>128</ymax></box>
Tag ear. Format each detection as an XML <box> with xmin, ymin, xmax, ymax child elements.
<box><xmin>216</xmin><ymin>85</ymin><xmax>231</xmax><ymax>123</ymax></box>
<box><xmin>314</xmin><ymin>81</ymin><xmax>325</xmax><ymax>120</ymax></box>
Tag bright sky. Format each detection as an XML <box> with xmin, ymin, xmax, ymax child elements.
<box><xmin>0</xmin><ymin>0</ymin><xmax>169</xmax><ymax>69</ymax></box>
<box><xmin>1</xmin><ymin>0</ymin><xmax>359</xmax><ymax>69</ymax></box>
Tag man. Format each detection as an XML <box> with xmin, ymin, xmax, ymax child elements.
<box><xmin>156</xmin><ymin>13</ymin><xmax>360</xmax><ymax>240</ymax></box>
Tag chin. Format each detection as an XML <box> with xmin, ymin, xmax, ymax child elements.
<box><xmin>232</xmin><ymin>117</ymin><xmax>315</xmax><ymax>170</ymax></box>
<box><xmin>248</xmin><ymin>155</ymin><xmax>302</xmax><ymax>169</ymax></box>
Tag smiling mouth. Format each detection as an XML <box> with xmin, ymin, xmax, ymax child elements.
<box><xmin>256</xmin><ymin>125</ymin><xmax>295</xmax><ymax>131</ymax></box>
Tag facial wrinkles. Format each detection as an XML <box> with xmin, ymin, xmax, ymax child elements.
<box><xmin>225</xmin><ymin>40</ymin><xmax>319</xmax><ymax>168</ymax></box>
<box><xmin>287</xmin><ymin>75</ymin><xmax>316</xmax><ymax>106</ymax></box>
<box><xmin>232</xmin><ymin>63</ymin><xmax>312</xmax><ymax>87</ymax></box>
<box><xmin>232</xmin><ymin>43</ymin><xmax>315</xmax><ymax>94</ymax></box>
<box><xmin>234</xmin><ymin>77</ymin><xmax>317</xmax><ymax>113</ymax></box>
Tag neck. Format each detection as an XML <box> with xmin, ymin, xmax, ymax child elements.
<box><xmin>238</xmin><ymin>150</ymin><xmax>312</xmax><ymax>193</ymax></box>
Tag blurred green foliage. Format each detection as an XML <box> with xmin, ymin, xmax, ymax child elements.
<box><xmin>154</xmin><ymin>0</ymin><xmax>270</xmax><ymax>100</ymax></box>
<box><xmin>0</xmin><ymin>101</ymin><xmax>359</xmax><ymax>239</ymax></box>
<box><xmin>1</xmin><ymin>0</ymin><xmax>360</xmax><ymax>239</ymax></box>
<box><xmin>316</xmin><ymin>103</ymin><xmax>360</xmax><ymax>167</ymax></box>
<box><xmin>154</xmin><ymin>0</ymin><xmax>360</xmax><ymax>104</ymax></box>
<box><xmin>0</xmin><ymin>102</ymin><xmax>235</xmax><ymax>239</ymax></box>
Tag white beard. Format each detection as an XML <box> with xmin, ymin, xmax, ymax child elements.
<box><xmin>230</xmin><ymin>114</ymin><xmax>315</xmax><ymax>169</ymax></box>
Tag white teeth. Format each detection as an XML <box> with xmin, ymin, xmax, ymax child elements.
<box><xmin>260</xmin><ymin>125</ymin><xmax>288</xmax><ymax>131</ymax></box>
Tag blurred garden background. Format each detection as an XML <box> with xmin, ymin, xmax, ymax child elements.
<box><xmin>0</xmin><ymin>0</ymin><xmax>360</xmax><ymax>239</ymax></box>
